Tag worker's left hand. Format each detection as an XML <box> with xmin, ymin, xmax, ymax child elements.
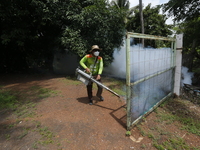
<box><xmin>96</xmin><ymin>74</ymin><xmax>101</xmax><ymax>80</ymax></box>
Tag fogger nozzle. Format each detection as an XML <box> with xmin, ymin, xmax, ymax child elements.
<box><xmin>76</xmin><ymin>68</ymin><xmax>120</xmax><ymax>98</ymax></box>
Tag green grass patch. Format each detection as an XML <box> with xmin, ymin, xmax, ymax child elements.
<box><xmin>30</xmin><ymin>86</ymin><xmax>59</xmax><ymax>99</ymax></box>
<box><xmin>62</xmin><ymin>76</ymin><xmax>82</xmax><ymax>85</ymax></box>
<box><xmin>163</xmin><ymin>99</ymin><xmax>200</xmax><ymax>136</ymax></box>
<box><xmin>137</xmin><ymin>98</ymin><xmax>200</xmax><ymax>150</ymax></box>
<box><xmin>179</xmin><ymin>118</ymin><xmax>200</xmax><ymax>136</ymax></box>
<box><xmin>104</xmin><ymin>77</ymin><xmax>126</xmax><ymax>96</ymax></box>
<box><xmin>157</xmin><ymin>107</ymin><xmax>200</xmax><ymax>136</ymax></box>
<box><xmin>156</xmin><ymin>109</ymin><xmax>176</xmax><ymax>124</ymax></box>
<box><xmin>32</xmin><ymin>125</ymin><xmax>55</xmax><ymax>148</ymax></box>
<box><xmin>0</xmin><ymin>86</ymin><xmax>59</xmax><ymax>120</ymax></box>
<box><xmin>0</xmin><ymin>89</ymin><xmax>18</xmax><ymax>110</ymax></box>
<box><xmin>154</xmin><ymin>137</ymin><xmax>194</xmax><ymax>150</ymax></box>
<box><xmin>18</xmin><ymin>128</ymin><xmax>29</xmax><ymax>139</ymax></box>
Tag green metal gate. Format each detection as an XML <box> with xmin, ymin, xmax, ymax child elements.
<box><xmin>126</xmin><ymin>32</ymin><xmax>176</xmax><ymax>130</ymax></box>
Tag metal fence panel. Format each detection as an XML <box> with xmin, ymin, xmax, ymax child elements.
<box><xmin>126</xmin><ymin>32</ymin><xmax>176</xmax><ymax>130</ymax></box>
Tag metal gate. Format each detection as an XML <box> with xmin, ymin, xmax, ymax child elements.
<box><xmin>125</xmin><ymin>32</ymin><xmax>176</xmax><ymax>130</ymax></box>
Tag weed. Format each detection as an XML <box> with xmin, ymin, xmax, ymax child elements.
<box><xmin>8</xmin><ymin>123</ymin><xmax>16</xmax><ymax>129</ymax></box>
<box><xmin>5</xmin><ymin>134</ymin><xmax>11</xmax><ymax>140</ymax></box>
<box><xmin>139</xmin><ymin>98</ymin><xmax>200</xmax><ymax>150</ymax></box>
<box><xmin>18</xmin><ymin>128</ymin><xmax>28</xmax><ymax>139</ymax></box>
<box><xmin>125</xmin><ymin>131</ymin><xmax>131</xmax><ymax>136</ymax></box>
<box><xmin>141</xmin><ymin>144</ymin><xmax>146</xmax><ymax>149</ymax></box>
<box><xmin>0</xmin><ymin>89</ymin><xmax>18</xmax><ymax>110</ymax></box>
<box><xmin>156</xmin><ymin>109</ymin><xmax>176</xmax><ymax>124</ymax></box>
<box><xmin>154</xmin><ymin>137</ymin><xmax>192</xmax><ymax>150</ymax></box>
<box><xmin>34</xmin><ymin>120</ymin><xmax>41</xmax><ymax>128</ymax></box>
<box><xmin>148</xmin><ymin>132</ymin><xmax>156</xmax><ymax>141</ymax></box>
<box><xmin>136</xmin><ymin>125</ymin><xmax>146</xmax><ymax>136</ymax></box>
<box><xmin>30</xmin><ymin>86</ymin><xmax>60</xmax><ymax>99</ymax></box>
<box><xmin>35</xmin><ymin>126</ymin><xmax>55</xmax><ymax>145</ymax></box>
<box><xmin>57</xmin><ymin>143</ymin><xmax>61</xmax><ymax>146</ymax></box>
<box><xmin>32</xmin><ymin>141</ymin><xmax>38</xmax><ymax>149</ymax></box>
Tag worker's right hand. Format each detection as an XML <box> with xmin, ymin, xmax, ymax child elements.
<box><xmin>85</xmin><ymin>68</ymin><xmax>90</xmax><ymax>73</ymax></box>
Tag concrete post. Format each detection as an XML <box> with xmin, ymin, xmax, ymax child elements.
<box><xmin>174</xmin><ymin>34</ymin><xmax>183</xmax><ymax>96</ymax></box>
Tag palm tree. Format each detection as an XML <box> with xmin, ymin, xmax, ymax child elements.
<box><xmin>110</xmin><ymin>0</ymin><xmax>132</xmax><ymax>24</ymax></box>
<box><xmin>111</xmin><ymin>0</ymin><xmax>130</xmax><ymax>9</ymax></box>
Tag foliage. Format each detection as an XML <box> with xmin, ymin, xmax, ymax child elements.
<box><xmin>0</xmin><ymin>0</ymin><xmax>61</xmax><ymax>72</ymax></box>
<box><xmin>175</xmin><ymin>18</ymin><xmax>200</xmax><ymax>71</ymax></box>
<box><xmin>125</xmin><ymin>4</ymin><xmax>172</xmax><ymax>48</ymax></box>
<box><xmin>61</xmin><ymin>0</ymin><xmax>125</xmax><ymax>66</ymax></box>
<box><xmin>163</xmin><ymin>0</ymin><xmax>200</xmax><ymax>73</ymax></box>
<box><xmin>126</xmin><ymin>4</ymin><xmax>172</xmax><ymax>37</ymax></box>
<box><xmin>0</xmin><ymin>0</ymin><xmax>125</xmax><ymax>72</ymax></box>
<box><xmin>110</xmin><ymin>0</ymin><xmax>130</xmax><ymax>9</ymax></box>
<box><xmin>162</xmin><ymin>0</ymin><xmax>200</xmax><ymax>22</ymax></box>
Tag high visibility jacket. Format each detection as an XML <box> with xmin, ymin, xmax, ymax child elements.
<box><xmin>79</xmin><ymin>54</ymin><xmax>103</xmax><ymax>75</ymax></box>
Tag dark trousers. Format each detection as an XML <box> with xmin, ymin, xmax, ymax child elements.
<box><xmin>87</xmin><ymin>78</ymin><xmax>103</xmax><ymax>99</ymax></box>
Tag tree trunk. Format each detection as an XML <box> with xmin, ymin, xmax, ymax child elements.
<box><xmin>139</xmin><ymin>0</ymin><xmax>144</xmax><ymax>46</ymax></box>
<box><xmin>188</xmin><ymin>39</ymin><xmax>197</xmax><ymax>71</ymax></box>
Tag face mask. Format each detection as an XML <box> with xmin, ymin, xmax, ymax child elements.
<box><xmin>93</xmin><ymin>51</ymin><xmax>100</xmax><ymax>56</ymax></box>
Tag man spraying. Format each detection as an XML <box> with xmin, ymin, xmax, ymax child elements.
<box><xmin>79</xmin><ymin>45</ymin><xmax>104</xmax><ymax>105</ymax></box>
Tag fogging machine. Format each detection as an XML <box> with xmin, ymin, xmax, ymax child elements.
<box><xmin>76</xmin><ymin>68</ymin><xmax>120</xmax><ymax>98</ymax></box>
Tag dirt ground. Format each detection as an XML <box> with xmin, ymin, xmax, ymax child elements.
<box><xmin>0</xmin><ymin>74</ymin><xmax>200</xmax><ymax>150</ymax></box>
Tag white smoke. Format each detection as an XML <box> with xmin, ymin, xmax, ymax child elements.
<box><xmin>104</xmin><ymin>41</ymin><xmax>172</xmax><ymax>81</ymax></box>
<box><xmin>104</xmin><ymin>39</ymin><xmax>174</xmax><ymax>120</ymax></box>
<box><xmin>181</xmin><ymin>66</ymin><xmax>194</xmax><ymax>86</ymax></box>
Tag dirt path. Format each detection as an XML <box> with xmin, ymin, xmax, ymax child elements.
<box><xmin>0</xmin><ymin>74</ymin><xmax>199</xmax><ymax>150</ymax></box>
<box><xmin>0</xmin><ymin>74</ymin><xmax>152</xmax><ymax>150</ymax></box>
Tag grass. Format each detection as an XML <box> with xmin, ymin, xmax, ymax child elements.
<box><xmin>31</xmin><ymin>123</ymin><xmax>56</xmax><ymax>149</ymax></box>
<box><xmin>0</xmin><ymin>84</ymin><xmax>62</xmax><ymax>149</ymax></box>
<box><xmin>0</xmin><ymin>86</ymin><xmax>59</xmax><ymax>111</ymax></box>
<box><xmin>18</xmin><ymin>128</ymin><xmax>29</xmax><ymax>139</ymax></box>
<box><xmin>29</xmin><ymin>86</ymin><xmax>60</xmax><ymax>99</ymax></box>
<box><xmin>103</xmin><ymin>77</ymin><xmax>126</xmax><ymax>96</ymax></box>
<box><xmin>62</xmin><ymin>76</ymin><xmax>82</xmax><ymax>85</ymax></box>
<box><xmin>160</xmin><ymin>99</ymin><xmax>200</xmax><ymax>136</ymax></box>
<box><xmin>153</xmin><ymin>136</ymin><xmax>193</xmax><ymax>150</ymax></box>
<box><xmin>0</xmin><ymin>89</ymin><xmax>18</xmax><ymax>110</ymax></box>
<box><xmin>137</xmin><ymin>98</ymin><xmax>200</xmax><ymax>150</ymax></box>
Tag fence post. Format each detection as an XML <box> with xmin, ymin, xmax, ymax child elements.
<box><xmin>126</xmin><ymin>33</ymin><xmax>131</xmax><ymax>130</ymax></box>
<box><xmin>174</xmin><ymin>34</ymin><xmax>183</xmax><ymax>96</ymax></box>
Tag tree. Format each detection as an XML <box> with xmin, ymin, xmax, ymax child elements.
<box><xmin>125</xmin><ymin>4</ymin><xmax>172</xmax><ymax>48</ymax></box>
<box><xmin>0</xmin><ymin>0</ymin><xmax>63</xmax><ymax>72</ymax></box>
<box><xmin>163</xmin><ymin>0</ymin><xmax>200</xmax><ymax>22</ymax></box>
<box><xmin>110</xmin><ymin>0</ymin><xmax>135</xmax><ymax>25</ymax></box>
<box><xmin>126</xmin><ymin>4</ymin><xmax>172</xmax><ymax>36</ymax></box>
<box><xmin>163</xmin><ymin>0</ymin><xmax>200</xmax><ymax>72</ymax></box>
<box><xmin>60</xmin><ymin>0</ymin><xmax>126</xmax><ymax>66</ymax></box>
<box><xmin>111</xmin><ymin>0</ymin><xmax>130</xmax><ymax>9</ymax></box>
<box><xmin>0</xmin><ymin>0</ymin><xmax>125</xmax><ymax>72</ymax></box>
<box><xmin>175</xmin><ymin>18</ymin><xmax>200</xmax><ymax>71</ymax></box>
